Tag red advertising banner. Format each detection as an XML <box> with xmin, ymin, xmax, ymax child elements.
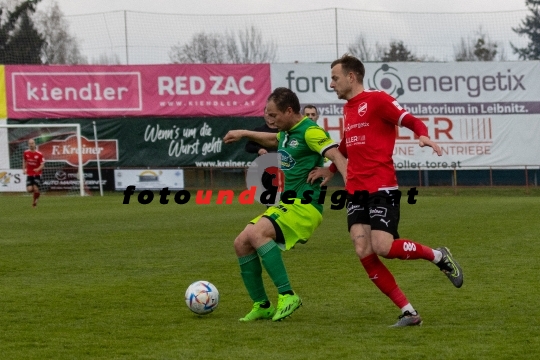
<box><xmin>5</xmin><ymin>64</ymin><xmax>271</xmax><ymax>119</ymax></box>
<box><xmin>37</xmin><ymin>135</ymin><xmax>119</xmax><ymax>166</ymax></box>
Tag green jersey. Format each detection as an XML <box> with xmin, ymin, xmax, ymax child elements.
<box><xmin>276</xmin><ymin>117</ymin><xmax>337</xmax><ymax>213</ymax></box>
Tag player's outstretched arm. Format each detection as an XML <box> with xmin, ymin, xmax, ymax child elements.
<box><xmin>418</xmin><ymin>135</ymin><xmax>442</xmax><ymax>156</ymax></box>
<box><xmin>224</xmin><ymin>130</ymin><xmax>278</xmax><ymax>148</ymax></box>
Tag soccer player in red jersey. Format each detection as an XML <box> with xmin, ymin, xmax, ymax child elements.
<box><xmin>308</xmin><ymin>54</ymin><xmax>463</xmax><ymax>327</ymax></box>
<box><xmin>23</xmin><ymin>139</ymin><xmax>45</xmax><ymax>208</ymax></box>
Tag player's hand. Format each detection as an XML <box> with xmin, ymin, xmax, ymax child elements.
<box><xmin>258</xmin><ymin>149</ymin><xmax>268</xmax><ymax>156</ymax></box>
<box><xmin>307</xmin><ymin>167</ymin><xmax>334</xmax><ymax>186</ymax></box>
<box><xmin>418</xmin><ymin>136</ymin><xmax>442</xmax><ymax>156</ymax></box>
<box><xmin>223</xmin><ymin>130</ymin><xmax>245</xmax><ymax>144</ymax></box>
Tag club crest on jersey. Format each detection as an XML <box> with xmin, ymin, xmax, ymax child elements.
<box><xmin>289</xmin><ymin>139</ymin><xmax>299</xmax><ymax>148</ymax></box>
<box><xmin>278</xmin><ymin>149</ymin><xmax>296</xmax><ymax>170</ymax></box>
<box><xmin>358</xmin><ymin>102</ymin><xmax>368</xmax><ymax>117</ymax></box>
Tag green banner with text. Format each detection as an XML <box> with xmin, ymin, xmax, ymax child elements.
<box><xmin>8</xmin><ymin>117</ymin><xmax>264</xmax><ymax>167</ymax></box>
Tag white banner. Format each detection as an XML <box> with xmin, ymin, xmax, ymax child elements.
<box><xmin>114</xmin><ymin>169</ymin><xmax>184</xmax><ymax>191</ymax></box>
<box><xmin>271</xmin><ymin>62</ymin><xmax>540</xmax><ymax>169</ymax></box>
<box><xmin>0</xmin><ymin>169</ymin><xmax>25</xmax><ymax>192</ymax></box>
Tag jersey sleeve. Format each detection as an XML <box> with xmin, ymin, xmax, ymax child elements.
<box><xmin>304</xmin><ymin>126</ymin><xmax>338</xmax><ymax>156</ymax></box>
<box><xmin>378</xmin><ymin>91</ymin><xmax>409</xmax><ymax>126</ymax></box>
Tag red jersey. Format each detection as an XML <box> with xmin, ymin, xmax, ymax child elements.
<box><xmin>332</xmin><ymin>90</ymin><xmax>428</xmax><ymax>194</ymax></box>
<box><xmin>23</xmin><ymin>150</ymin><xmax>45</xmax><ymax>176</ymax></box>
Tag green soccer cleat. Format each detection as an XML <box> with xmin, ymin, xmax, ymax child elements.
<box><xmin>239</xmin><ymin>301</ymin><xmax>276</xmax><ymax>322</ymax></box>
<box><xmin>272</xmin><ymin>293</ymin><xmax>302</xmax><ymax>322</ymax></box>
<box><xmin>435</xmin><ymin>247</ymin><xmax>464</xmax><ymax>288</ymax></box>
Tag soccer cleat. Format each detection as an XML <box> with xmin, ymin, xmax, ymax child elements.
<box><xmin>239</xmin><ymin>301</ymin><xmax>275</xmax><ymax>322</ymax></box>
<box><xmin>272</xmin><ymin>293</ymin><xmax>302</xmax><ymax>322</ymax></box>
<box><xmin>435</xmin><ymin>247</ymin><xmax>463</xmax><ymax>288</ymax></box>
<box><xmin>391</xmin><ymin>311</ymin><xmax>423</xmax><ymax>327</ymax></box>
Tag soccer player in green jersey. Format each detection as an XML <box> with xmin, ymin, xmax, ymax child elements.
<box><xmin>223</xmin><ymin>87</ymin><xmax>347</xmax><ymax>322</ymax></box>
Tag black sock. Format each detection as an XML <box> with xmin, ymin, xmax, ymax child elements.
<box><xmin>280</xmin><ymin>290</ymin><xmax>294</xmax><ymax>296</ymax></box>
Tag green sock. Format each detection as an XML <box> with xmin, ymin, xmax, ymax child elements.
<box><xmin>238</xmin><ymin>253</ymin><xmax>268</xmax><ymax>303</ymax></box>
<box><xmin>257</xmin><ymin>241</ymin><xmax>292</xmax><ymax>294</ymax></box>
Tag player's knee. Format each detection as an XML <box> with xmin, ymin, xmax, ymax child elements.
<box><xmin>234</xmin><ymin>227</ymin><xmax>253</xmax><ymax>247</ymax></box>
<box><xmin>234</xmin><ymin>230</ymin><xmax>256</xmax><ymax>255</ymax></box>
<box><xmin>354</xmin><ymin>242</ymin><xmax>372</xmax><ymax>258</ymax></box>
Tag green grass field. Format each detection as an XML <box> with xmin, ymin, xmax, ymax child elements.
<box><xmin>1</xmin><ymin>188</ymin><xmax>539</xmax><ymax>359</ymax></box>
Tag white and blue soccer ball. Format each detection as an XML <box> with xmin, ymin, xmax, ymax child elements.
<box><xmin>185</xmin><ymin>280</ymin><xmax>219</xmax><ymax>315</ymax></box>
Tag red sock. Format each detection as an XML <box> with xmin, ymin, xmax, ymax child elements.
<box><xmin>386</xmin><ymin>239</ymin><xmax>435</xmax><ymax>261</ymax></box>
<box><xmin>360</xmin><ymin>253</ymin><xmax>409</xmax><ymax>309</ymax></box>
<box><xmin>33</xmin><ymin>192</ymin><xmax>39</xmax><ymax>201</ymax></box>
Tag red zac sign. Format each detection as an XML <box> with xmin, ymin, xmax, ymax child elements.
<box><xmin>38</xmin><ymin>135</ymin><xmax>118</xmax><ymax>167</ymax></box>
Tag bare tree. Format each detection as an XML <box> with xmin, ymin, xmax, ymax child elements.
<box><xmin>34</xmin><ymin>0</ymin><xmax>86</xmax><ymax>64</ymax></box>
<box><xmin>454</xmin><ymin>37</ymin><xmax>476</xmax><ymax>61</ymax></box>
<box><xmin>348</xmin><ymin>34</ymin><xmax>387</xmax><ymax>62</ymax></box>
<box><xmin>348</xmin><ymin>34</ymin><xmax>374</xmax><ymax>61</ymax></box>
<box><xmin>91</xmin><ymin>52</ymin><xmax>121</xmax><ymax>65</ymax></box>
<box><xmin>170</xmin><ymin>32</ymin><xmax>227</xmax><ymax>63</ymax></box>
<box><xmin>454</xmin><ymin>27</ymin><xmax>503</xmax><ymax>61</ymax></box>
<box><xmin>169</xmin><ymin>26</ymin><xmax>277</xmax><ymax>64</ymax></box>
<box><xmin>236</xmin><ymin>25</ymin><xmax>277</xmax><ymax>63</ymax></box>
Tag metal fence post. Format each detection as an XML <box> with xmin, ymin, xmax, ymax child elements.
<box><xmin>525</xmin><ymin>166</ymin><xmax>529</xmax><ymax>194</ymax></box>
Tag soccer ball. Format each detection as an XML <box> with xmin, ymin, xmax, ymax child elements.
<box><xmin>185</xmin><ymin>280</ymin><xmax>219</xmax><ymax>315</ymax></box>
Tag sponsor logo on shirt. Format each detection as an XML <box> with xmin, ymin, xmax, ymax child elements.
<box><xmin>317</xmin><ymin>138</ymin><xmax>333</xmax><ymax>146</ymax></box>
<box><xmin>358</xmin><ymin>102</ymin><xmax>368</xmax><ymax>116</ymax></box>
<box><xmin>289</xmin><ymin>139</ymin><xmax>299</xmax><ymax>148</ymax></box>
<box><xmin>345</xmin><ymin>122</ymin><xmax>369</xmax><ymax>132</ymax></box>
<box><xmin>278</xmin><ymin>149</ymin><xmax>296</xmax><ymax>170</ymax></box>
<box><xmin>346</xmin><ymin>135</ymin><xmax>366</xmax><ymax>146</ymax></box>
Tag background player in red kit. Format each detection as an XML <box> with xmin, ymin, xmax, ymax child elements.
<box><xmin>308</xmin><ymin>54</ymin><xmax>463</xmax><ymax>327</ymax></box>
<box><xmin>23</xmin><ymin>139</ymin><xmax>44</xmax><ymax>208</ymax></box>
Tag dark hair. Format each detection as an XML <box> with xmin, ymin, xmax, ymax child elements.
<box><xmin>267</xmin><ymin>87</ymin><xmax>301</xmax><ymax>114</ymax></box>
<box><xmin>331</xmin><ymin>54</ymin><xmax>365</xmax><ymax>83</ymax></box>
<box><xmin>303</xmin><ymin>104</ymin><xmax>318</xmax><ymax>114</ymax></box>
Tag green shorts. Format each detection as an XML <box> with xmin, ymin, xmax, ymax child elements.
<box><xmin>250</xmin><ymin>198</ymin><xmax>323</xmax><ymax>251</ymax></box>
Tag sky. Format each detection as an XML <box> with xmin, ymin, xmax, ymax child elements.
<box><xmin>44</xmin><ymin>0</ymin><xmax>528</xmax><ymax>16</ymax></box>
<box><xmin>31</xmin><ymin>0</ymin><xmax>532</xmax><ymax>64</ymax></box>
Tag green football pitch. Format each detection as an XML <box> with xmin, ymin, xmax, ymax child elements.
<box><xmin>1</xmin><ymin>188</ymin><xmax>539</xmax><ymax>359</ymax></box>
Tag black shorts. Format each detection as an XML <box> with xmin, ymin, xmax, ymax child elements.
<box><xmin>26</xmin><ymin>175</ymin><xmax>42</xmax><ymax>189</ymax></box>
<box><xmin>346</xmin><ymin>190</ymin><xmax>401</xmax><ymax>239</ymax></box>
